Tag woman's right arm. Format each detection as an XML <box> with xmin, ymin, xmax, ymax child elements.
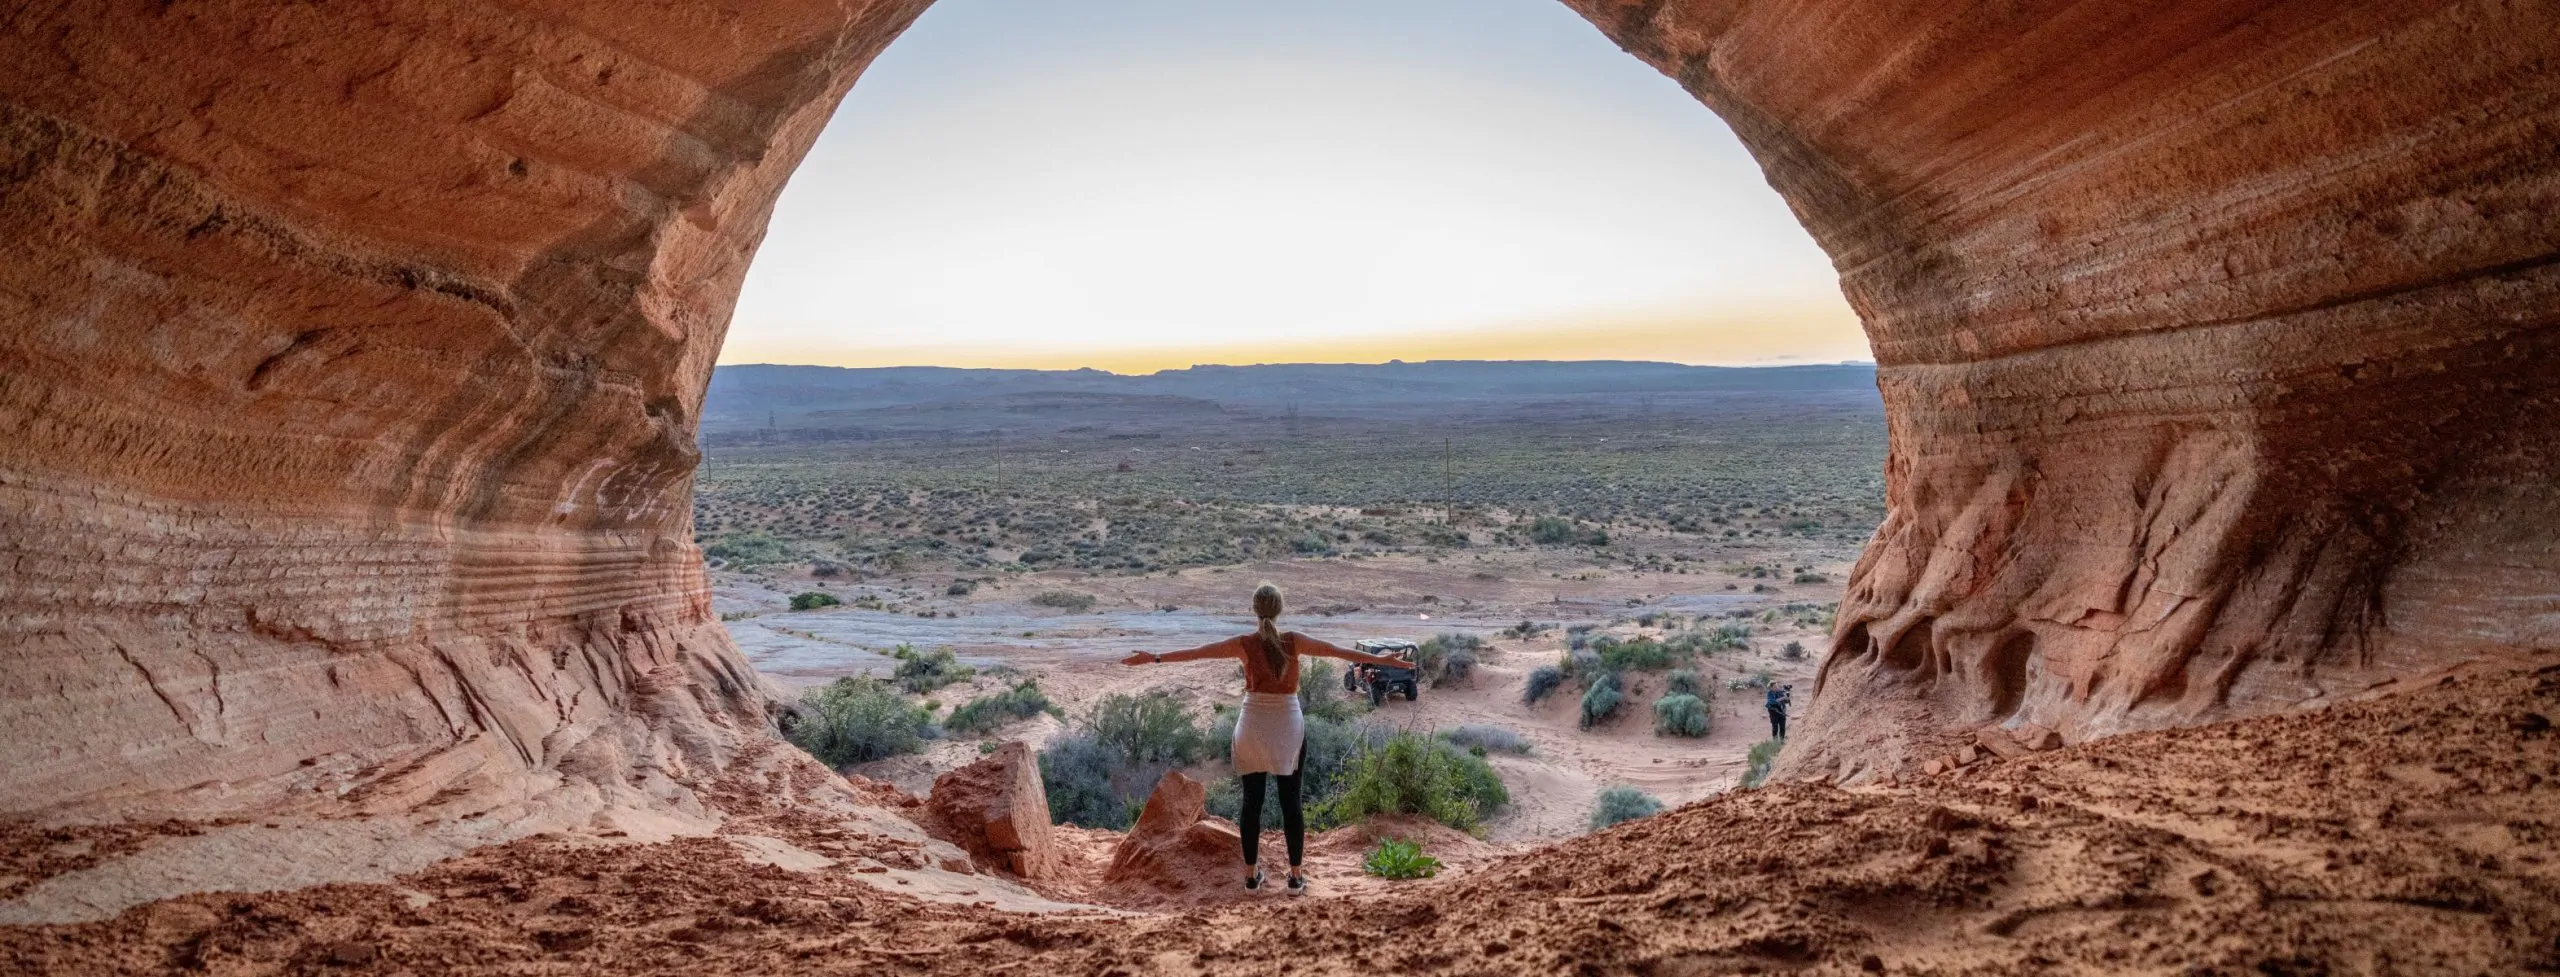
<box><xmin>1119</xmin><ymin>637</ymin><xmax>1241</xmax><ymax>666</ymax></box>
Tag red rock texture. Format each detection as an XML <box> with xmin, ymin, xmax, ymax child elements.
<box><xmin>1098</xmin><ymin>772</ymin><xmax>1247</xmax><ymax>906</ymax></box>
<box><xmin>0</xmin><ymin>0</ymin><xmax>2554</xmax><ymax>837</ymax></box>
<box><xmin>923</xmin><ymin>742</ymin><xmax>1059</xmax><ymax>879</ymax></box>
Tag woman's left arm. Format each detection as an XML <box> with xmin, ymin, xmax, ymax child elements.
<box><xmin>1293</xmin><ymin>635</ymin><xmax>1413</xmax><ymax>668</ymax></box>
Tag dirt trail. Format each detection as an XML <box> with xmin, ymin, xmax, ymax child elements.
<box><xmin>8</xmin><ymin>664</ymin><xmax>2552</xmax><ymax>975</ymax></box>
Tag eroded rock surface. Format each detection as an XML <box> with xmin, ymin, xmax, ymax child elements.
<box><xmin>1099</xmin><ymin>772</ymin><xmax>1246</xmax><ymax>906</ymax></box>
<box><xmin>923</xmin><ymin>742</ymin><xmax>1059</xmax><ymax>879</ymax></box>
<box><xmin>0</xmin><ymin>0</ymin><xmax>2554</xmax><ymax>845</ymax></box>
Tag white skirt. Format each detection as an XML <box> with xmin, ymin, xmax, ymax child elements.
<box><xmin>1231</xmin><ymin>692</ymin><xmax>1306</xmax><ymax>776</ymax></box>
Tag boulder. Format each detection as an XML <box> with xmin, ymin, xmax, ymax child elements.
<box><xmin>923</xmin><ymin>742</ymin><xmax>1057</xmax><ymax>880</ymax></box>
<box><xmin>1100</xmin><ymin>772</ymin><xmax>1244</xmax><ymax>905</ymax></box>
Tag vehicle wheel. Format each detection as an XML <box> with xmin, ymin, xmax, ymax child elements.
<box><xmin>1407</xmin><ymin>682</ymin><xmax>1420</xmax><ymax>703</ymax></box>
<box><xmin>1370</xmin><ymin>682</ymin><xmax>1386</xmax><ymax>707</ymax></box>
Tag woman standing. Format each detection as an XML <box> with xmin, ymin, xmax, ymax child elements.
<box><xmin>1121</xmin><ymin>583</ymin><xmax>1413</xmax><ymax>893</ymax></box>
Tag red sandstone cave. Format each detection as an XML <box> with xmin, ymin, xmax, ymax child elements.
<box><xmin>1</xmin><ymin>0</ymin><xmax>2554</xmax><ymax>905</ymax></box>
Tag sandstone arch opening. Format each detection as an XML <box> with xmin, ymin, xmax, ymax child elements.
<box><xmin>3</xmin><ymin>0</ymin><xmax>2557</xmax><ymax>954</ymax></box>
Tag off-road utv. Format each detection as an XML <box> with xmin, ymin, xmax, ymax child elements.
<box><xmin>1344</xmin><ymin>638</ymin><xmax>1421</xmax><ymax>706</ymax></box>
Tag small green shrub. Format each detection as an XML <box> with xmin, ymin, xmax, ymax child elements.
<box><xmin>1320</xmin><ymin>731</ymin><xmax>1508</xmax><ymax>834</ymax></box>
<box><xmin>1439</xmin><ymin>649</ymin><xmax>1478</xmax><ymax>687</ymax></box>
<box><xmin>1590</xmin><ymin>786</ymin><xmax>1664</xmax><ymax>830</ymax></box>
<box><xmin>1664</xmin><ymin>668</ymin><xmax>1706</xmax><ymax>697</ymax></box>
<box><xmin>1501</xmin><ymin>620</ymin><xmax>1556</xmax><ymax>640</ymax></box>
<box><xmin>1579</xmin><ymin>672</ymin><xmax>1624</xmax><ymax>730</ymax></box>
<box><xmin>1029</xmin><ymin>590</ymin><xmax>1097</xmax><ymax>612</ymax></box>
<box><xmin>782</xmin><ymin>676</ymin><xmax>932</xmax><ymax>767</ymax></box>
<box><xmin>1595</xmin><ymin>635</ymin><xmax>1683</xmax><ymax>672</ymax></box>
<box><xmin>1296</xmin><ymin>659</ymin><xmax>1369</xmax><ymax>724</ymax></box>
<box><xmin>1415</xmin><ymin>633</ymin><xmax>1485</xmax><ymax>684</ymax></box>
<box><xmin>1362</xmin><ymin>838</ymin><xmax>1441</xmax><ymax>879</ymax></box>
<box><xmin>1743</xmin><ymin>738</ymin><xmax>1783</xmax><ymax>788</ymax></box>
<box><xmin>788</xmin><ymin>591</ymin><xmax>842</xmax><ymax>611</ymax></box>
<box><xmin>1084</xmin><ymin>691</ymin><xmax>1207</xmax><ymax>766</ymax></box>
<box><xmin>1208</xmin><ymin>714</ymin><xmax>1385</xmax><ymax>827</ymax></box>
<box><xmin>1038</xmin><ymin>732</ymin><xmax>1139</xmax><ymax>828</ymax></box>
<box><xmin>1781</xmin><ymin>640</ymin><xmax>1807</xmax><ymax>661</ymax></box>
<box><xmin>945</xmin><ymin>579</ymin><xmax>977</xmax><ymax>596</ymax></box>
<box><xmin>1441</xmin><ymin>724</ymin><xmax>1530</xmax><ymax>755</ymax></box>
<box><xmin>1561</xmin><ymin>648</ymin><xmax>1607</xmax><ymax>685</ymax></box>
<box><xmin>1522</xmin><ymin>665</ymin><xmax>1565</xmax><ymax>705</ymax></box>
<box><xmin>1652</xmin><ymin>693</ymin><xmax>1710</xmax><ymax>737</ymax></box>
<box><xmin>705</xmin><ymin>532</ymin><xmax>797</xmax><ymax>566</ymax></box>
<box><xmin>890</xmin><ymin>644</ymin><xmax>976</xmax><ymax>694</ymax></box>
<box><xmin>1702</xmin><ymin>622</ymin><xmax>1753</xmax><ymax>652</ymax></box>
<box><xmin>945</xmin><ymin>678</ymin><xmax>1059</xmax><ymax>734</ymax></box>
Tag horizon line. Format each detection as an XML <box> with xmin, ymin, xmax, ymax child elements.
<box><xmin>714</xmin><ymin>356</ymin><xmax>1880</xmax><ymax>377</ymax></box>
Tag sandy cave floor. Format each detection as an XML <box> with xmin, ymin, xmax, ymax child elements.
<box><xmin>5</xmin><ymin>663</ymin><xmax>2555</xmax><ymax>975</ymax></box>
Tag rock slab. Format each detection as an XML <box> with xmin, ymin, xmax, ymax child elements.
<box><xmin>923</xmin><ymin>742</ymin><xmax>1057</xmax><ymax>879</ymax></box>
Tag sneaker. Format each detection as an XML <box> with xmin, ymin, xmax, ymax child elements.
<box><xmin>1286</xmin><ymin>871</ymin><xmax>1306</xmax><ymax>895</ymax></box>
<box><xmin>1244</xmin><ymin>866</ymin><xmax>1264</xmax><ymax>890</ymax></box>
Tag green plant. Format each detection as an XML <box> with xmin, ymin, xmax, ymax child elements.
<box><xmin>1208</xmin><ymin>715</ymin><xmax>1385</xmax><ymax>827</ymax></box>
<box><xmin>1319</xmin><ymin>731</ymin><xmax>1508</xmax><ymax>834</ymax></box>
<box><xmin>1361</xmin><ymin>838</ymin><xmax>1441</xmax><ymax>880</ymax></box>
<box><xmin>945</xmin><ymin>678</ymin><xmax>1060</xmax><ymax>734</ymax></box>
<box><xmin>1084</xmin><ymin>691</ymin><xmax>1207</xmax><ymax>766</ymax></box>
<box><xmin>1295</xmin><ymin>659</ymin><xmax>1369</xmax><ymax>724</ymax></box>
<box><xmin>1438</xmin><ymin>649</ymin><xmax>1478</xmax><ymax>687</ymax></box>
<box><xmin>1522</xmin><ymin>665</ymin><xmax>1565</xmax><ymax>705</ymax></box>
<box><xmin>705</xmin><ymin>532</ymin><xmax>797</xmax><ymax>566</ymax></box>
<box><xmin>890</xmin><ymin>644</ymin><xmax>976</xmax><ymax>695</ymax></box>
<box><xmin>1579</xmin><ymin>672</ymin><xmax>1624</xmax><ymax>729</ymax></box>
<box><xmin>788</xmin><ymin>591</ymin><xmax>842</xmax><ymax>611</ymax></box>
<box><xmin>1441</xmin><ymin>724</ymin><xmax>1530</xmax><ymax>755</ymax></box>
<box><xmin>1415</xmin><ymin>633</ymin><xmax>1484</xmax><ymax>684</ymax></box>
<box><xmin>1029</xmin><ymin>590</ymin><xmax>1097</xmax><ymax>612</ymax></box>
<box><xmin>1652</xmin><ymin>693</ymin><xmax>1710</xmax><ymax>737</ymax></box>
<box><xmin>1590</xmin><ymin>786</ymin><xmax>1664</xmax><ymax>830</ymax></box>
<box><xmin>1038</xmin><ymin>732</ymin><xmax>1139</xmax><ymax>828</ymax></box>
<box><xmin>1781</xmin><ymin>640</ymin><xmax>1807</xmax><ymax>661</ymax></box>
<box><xmin>1742</xmin><ymin>738</ymin><xmax>1782</xmax><ymax>788</ymax></box>
<box><xmin>1595</xmin><ymin>635</ymin><xmax>1683</xmax><ymax>672</ymax></box>
<box><xmin>1664</xmin><ymin>668</ymin><xmax>1705</xmax><ymax>697</ymax></box>
<box><xmin>782</xmin><ymin>676</ymin><xmax>932</xmax><ymax>767</ymax></box>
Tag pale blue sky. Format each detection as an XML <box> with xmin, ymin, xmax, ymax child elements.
<box><xmin>725</xmin><ymin>0</ymin><xmax>1864</xmax><ymax>371</ymax></box>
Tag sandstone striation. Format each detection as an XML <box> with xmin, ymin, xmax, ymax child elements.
<box><xmin>0</xmin><ymin>0</ymin><xmax>2553</xmax><ymax>881</ymax></box>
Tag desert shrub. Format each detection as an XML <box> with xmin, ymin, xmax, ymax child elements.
<box><xmin>1579</xmin><ymin>672</ymin><xmax>1624</xmax><ymax>729</ymax></box>
<box><xmin>1414</xmin><ymin>633</ymin><xmax>1485</xmax><ymax>683</ymax></box>
<box><xmin>1441</xmin><ymin>724</ymin><xmax>1530</xmax><ymax>756</ymax></box>
<box><xmin>1529</xmin><ymin>516</ymin><xmax>1580</xmax><ymax>546</ymax></box>
<box><xmin>1702</xmin><ymin>621</ymin><xmax>1753</xmax><ymax>652</ymax></box>
<box><xmin>1793</xmin><ymin>572</ymin><xmax>1829</xmax><ymax>584</ymax></box>
<box><xmin>1590</xmin><ymin>786</ymin><xmax>1664</xmax><ymax>830</ymax></box>
<box><xmin>1522</xmin><ymin>665</ymin><xmax>1565</xmax><ymax>705</ymax></box>
<box><xmin>1561</xmin><ymin>648</ymin><xmax>1607</xmax><ymax>685</ymax></box>
<box><xmin>1781</xmin><ymin>640</ymin><xmax>1807</xmax><ymax>661</ymax></box>
<box><xmin>944</xmin><ymin>678</ymin><xmax>1059</xmax><ymax>734</ymax></box>
<box><xmin>1038</xmin><ymin>732</ymin><xmax>1138</xmax><ymax>828</ymax></box>
<box><xmin>1029</xmin><ymin>590</ymin><xmax>1097</xmax><ymax>612</ymax></box>
<box><xmin>782</xmin><ymin>676</ymin><xmax>932</xmax><ymax>767</ymax></box>
<box><xmin>1595</xmin><ymin>635</ymin><xmax>1682</xmax><ymax>672</ymax></box>
<box><xmin>1084</xmin><ymin>691</ymin><xmax>1207</xmax><ymax>766</ymax></box>
<box><xmin>1296</xmin><ymin>659</ymin><xmax>1369</xmax><ymax>724</ymax></box>
<box><xmin>1500</xmin><ymin>620</ymin><xmax>1555</xmax><ymax>640</ymax></box>
<box><xmin>945</xmin><ymin>579</ymin><xmax>976</xmax><ymax>596</ymax></box>
<box><xmin>1362</xmin><ymin>838</ymin><xmax>1441</xmax><ymax>879</ymax></box>
<box><xmin>1320</xmin><ymin>731</ymin><xmax>1508</xmax><ymax>834</ymax></box>
<box><xmin>1652</xmin><ymin>693</ymin><xmax>1710</xmax><ymax>737</ymax></box>
<box><xmin>788</xmin><ymin>591</ymin><xmax>841</xmax><ymax>611</ymax></box>
<box><xmin>1438</xmin><ymin>649</ymin><xmax>1477</xmax><ymax>687</ymax></box>
<box><xmin>890</xmin><ymin>644</ymin><xmax>975</xmax><ymax>694</ymax></box>
<box><xmin>705</xmin><ymin>532</ymin><xmax>796</xmax><ymax>566</ymax></box>
<box><xmin>1664</xmin><ymin>668</ymin><xmax>1706</xmax><ymax>697</ymax></box>
<box><xmin>1743</xmin><ymin>738</ymin><xmax>1782</xmax><ymax>788</ymax></box>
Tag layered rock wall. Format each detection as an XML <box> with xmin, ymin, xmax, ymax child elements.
<box><xmin>1</xmin><ymin>0</ymin><xmax>2553</xmax><ymax>818</ymax></box>
<box><xmin>1566</xmin><ymin>0</ymin><xmax>2560</xmax><ymax>775</ymax></box>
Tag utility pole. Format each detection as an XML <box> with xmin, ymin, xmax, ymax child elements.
<box><xmin>1442</xmin><ymin>436</ymin><xmax>1454</xmax><ymax>526</ymax></box>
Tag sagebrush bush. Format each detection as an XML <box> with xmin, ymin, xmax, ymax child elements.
<box><xmin>1295</xmin><ymin>659</ymin><xmax>1370</xmax><ymax>724</ymax></box>
<box><xmin>1319</xmin><ymin>731</ymin><xmax>1508</xmax><ymax>834</ymax></box>
<box><xmin>1522</xmin><ymin>665</ymin><xmax>1565</xmax><ymax>705</ymax></box>
<box><xmin>1438</xmin><ymin>649</ymin><xmax>1477</xmax><ymax>687</ymax></box>
<box><xmin>1562</xmin><ymin>648</ymin><xmax>1606</xmax><ymax>685</ymax></box>
<box><xmin>1084</xmin><ymin>691</ymin><xmax>1207</xmax><ymax>766</ymax></box>
<box><xmin>944</xmin><ymin>678</ymin><xmax>1059</xmax><ymax>734</ymax></box>
<box><xmin>1029</xmin><ymin>590</ymin><xmax>1097</xmax><ymax>612</ymax></box>
<box><xmin>890</xmin><ymin>644</ymin><xmax>975</xmax><ymax>694</ymax></box>
<box><xmin>1579</xmin><ymin>672</ymin><xmax>1624</xmax><ymax>729</ymax></box>
<box><xmin>1781</xmin><ymin>640</ymin><xmax>1807</xmax><ymax>661</ymax></box>
<box><xmin>1652</xmin><ymin>693</ymin><xmax>1710</xmax><ymax>737</ymax></box>
<box><xmin>1743</xmin><ymin>738</ymin><xmax>1782</xmax><ymax>788</ymax></box>
<box><xmin>1415</xmin><ymin>633</ymin><xmax>1485</xmax><ymax>685</ymax></box>
<box><xmin>1038</xmin><ymin>731</ymin><xmax>1141</xmax><ymax>828</ymax></box>
<box><xmin>1595</xmin><ymin>635</ymin><xmax>1682</xmax><ymax>672</ymax></box>
<box><xmin>1590</xmin><ymin>786</ymin><xmax>1664</xmax><ymax>830</ymax></box>
<box><xmin>1664</xmin><ymin>668</ymin><xmax>1706</xmax><ymax>698</ymax></box>
<box><xmin>788</xmin><ymin>591</ymin><xmax>841</xmax><ymax>611</ymax></box>
<box><xmin>783</xmin><ymin>676</ymin><xmax>932</xmax><ymax>767</ymax></box>
<box><xmin>1441</xmin><ymin>724</ymin><xmax>1530</xmax><ymax>756</ymax></box>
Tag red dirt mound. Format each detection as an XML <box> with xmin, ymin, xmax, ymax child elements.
<box><xmin>1098</xmin><ymin>771</ymin><xmax>1247</xmax><ymax>907</ymax></box>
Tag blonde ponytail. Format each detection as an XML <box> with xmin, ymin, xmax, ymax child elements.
<box><xmin>1251</xmin><ymin>583</ymin><xmax>1287</xmax><ymax>675</ymax></box>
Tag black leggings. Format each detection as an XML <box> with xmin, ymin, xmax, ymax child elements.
<box><xmin>1768</xmin><ymin>706</ymin><xmax>1789</xmax><ymax>739</ymax></box>
<box><xmin>1237</xmin><ymin>742</ymin><xmax>1307</xmax><ymax>868</ymax></box>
